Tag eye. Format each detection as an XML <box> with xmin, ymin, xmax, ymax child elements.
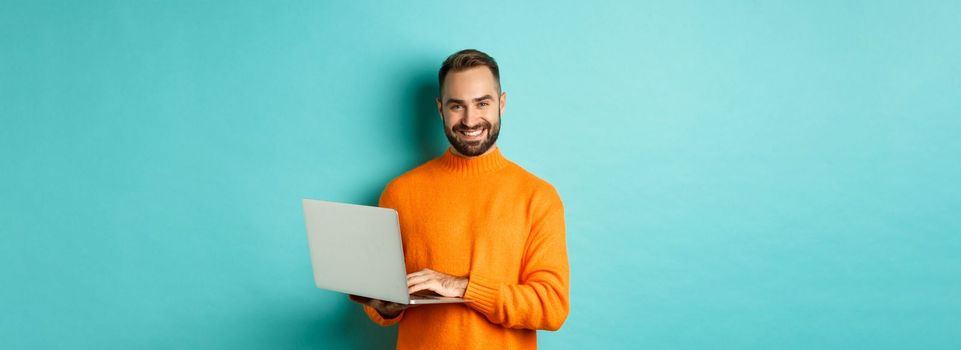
<box><xmin>450</xmin><ymin>105</ymin><xmax>463</xmax><ymax>111</ymax></box>
<box><xmin>478</xmin><ymin>101</ymin><xmax>489</xmax><ymax>108</ymax></box>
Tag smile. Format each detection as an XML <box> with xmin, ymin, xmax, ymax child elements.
<box><xmin>459</xmin><ymin>128</ymin><xmax>486</xmax><ymax>140</ymax></box>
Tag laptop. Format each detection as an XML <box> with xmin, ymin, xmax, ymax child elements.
<box><xmin>302</xmin><ymin>199</ymin><xmax>468</xmax><ymax>305</ymax></box>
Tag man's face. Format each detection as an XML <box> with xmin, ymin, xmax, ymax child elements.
<box><xmin>437</xmin><ymin>66</ymin><xmax>506</xmax><ymax>157</ymax></box>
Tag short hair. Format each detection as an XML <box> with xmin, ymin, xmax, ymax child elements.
<box><xmin>438</xmin><ymin>49</ymin><xmax>501</xmax><ymax>97</ymax></box>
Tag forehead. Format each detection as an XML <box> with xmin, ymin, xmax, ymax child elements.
<box><xmin>441</xmin><ymin>66</ymin><xmax>498</xmax><ymax>100</ymax></box>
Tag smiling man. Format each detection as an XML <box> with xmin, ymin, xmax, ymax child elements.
<box><xmin>349</xmin><ymin>49</ymin><xmax>570</xmax><ymax>349</ymax></box>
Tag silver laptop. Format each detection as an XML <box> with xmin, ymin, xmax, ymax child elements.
<box><xmin>302</xmin><ymin>199</ymin><xmax>468</xmax><ymax>305</ymax></box>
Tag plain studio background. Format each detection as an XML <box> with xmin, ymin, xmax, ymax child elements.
<box><xmin>1</xmin><ymin>1</ymin><xmax>959</xmax><ymax>349</ymax></box>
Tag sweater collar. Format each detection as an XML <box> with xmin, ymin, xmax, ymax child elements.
<box><xmin>438</xmin><ymin>146</ymin><xmax>510</xmax><ymax>175</ymax></box>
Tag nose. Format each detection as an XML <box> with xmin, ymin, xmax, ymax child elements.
<box><xmin>464</xmin><ymin>105</ymin><xmax>483</xmax><ymax>127</ymax></box>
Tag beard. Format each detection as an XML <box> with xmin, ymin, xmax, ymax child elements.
<box><xmin>442</xmin><ymin>112</ymin><xmax>501</xmax><ymax>157</ymax></box>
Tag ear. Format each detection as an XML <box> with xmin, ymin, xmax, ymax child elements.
<box><xmin>436</xmin><ymin>97</ymin><xmax>444</xmax><ymax>120</ymax></box>
<box><xmin>499</xmin><ymin>91</ymin><xmax>507</xmax><ymax>116</ymax></box>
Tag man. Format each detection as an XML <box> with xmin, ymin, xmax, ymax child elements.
<box><xmin>348</xmin><ymin>49</ymin><xmax>570</xmax><ymax>349</ymax></box>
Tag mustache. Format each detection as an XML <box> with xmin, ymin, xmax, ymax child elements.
<box><xmin>453</xmin><ymin>121</ymin><xmax>492</xmax><ymax>132</ymax></box>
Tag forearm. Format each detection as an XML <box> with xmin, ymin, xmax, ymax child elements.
<box><xmin>464</xmin><ymin>271</ymin><xmax>569</xmax><ymax>331</ymax></box>
<box><xmin>468</xmin><ymin>199</ymin><xmax>570</xmax><ymax>330</ymax></box>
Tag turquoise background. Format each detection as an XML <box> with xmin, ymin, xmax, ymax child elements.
<box><xmin>2</xmin><ymin>1</ymin><xmax>959</xmax><ymax>349</ymax></box>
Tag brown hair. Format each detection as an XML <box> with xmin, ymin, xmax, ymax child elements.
<box><xmin>438</xmin><ymin>49</ymin><xmax>501</xmax><ymax>97</ymax></box>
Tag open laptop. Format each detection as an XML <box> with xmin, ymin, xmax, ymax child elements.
<box><xmin>302</xmin><ymin>199</ymin><xmax>468</xmax><ymax>305</ymax></box>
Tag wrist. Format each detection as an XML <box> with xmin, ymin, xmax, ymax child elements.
<box><xmin>459</xmin><ymin>277</ymin><xmax>469</xmax><ymax>297</ymax></box>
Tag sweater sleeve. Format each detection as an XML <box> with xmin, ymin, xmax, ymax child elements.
<box><xmin>362</xmin><ymin>302</ymin><xmax>404</xmax><ymax>326</ymax></box>
<box><xmin>357</xmin><ymin>180</ymin><xmax>407</xmax><ymax>326</ymax></box>
<box><xmin>463</xmin><ymin>194</ymin><xmax>571</xmax><ymax>331</ymax></box>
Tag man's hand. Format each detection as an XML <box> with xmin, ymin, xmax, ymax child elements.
<box><xmin>348</xmin><ymin>294</ymin><xmax>408</xmax><ymax>319</ymax></box>
<box><xmin>406</xmin><ymin>268</ymin><xmax>469</xmax><ymax>298</ymax></box>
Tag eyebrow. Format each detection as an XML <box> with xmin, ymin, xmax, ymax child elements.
<box><xmin>446</xmin><ymin>95</ymin><xmax>495</xmax><ymax>105</ymax></box>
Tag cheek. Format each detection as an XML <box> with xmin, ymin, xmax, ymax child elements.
<box><xmin>444</xmin><ymin>112</ymin><xmax>466</xmax><ymax>126</ymax></box>
<box><xmin>443</xmin><ymin>117</ymin><xmax>458</xmax><ymax>130</ymax></box>
<box><xmin>484</xmin><ymin>110</ymin><xmax>499</xmax><ymax>122</ymax></box>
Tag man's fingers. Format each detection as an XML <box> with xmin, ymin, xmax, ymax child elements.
<box><xmin>406</xmin><ymin>274</ymin><xmax>433</xmax><ymax>287</ymax></box>
<box><xmin>406</xmin><ymin>268</ymin><xmax>432</xmax><ymax>280</ymax></box>
<box><xmin>383</xmin><ymin>301</ymin><xmax>407</xmax><ymax>312</ymax></box>
<box><xmin>369</xmin><ymin>299</ymin><xmax>408</xmax><ymax>317</ymax></box>
<box><xmin>408</xmin><ymin>282</ymin><xmax>429</xmax><ymax>295</ymax></box>
<box><xmin>408</xmin><ymin>280</ymin><xmax>442</xmax><ymax>295</ymax></box>
<box><xmin>348</xmin><ymin>294</ymin><xmax>371</xmax><ymax>305</ymax></box>
<box><xmin>349</xmin><ymin>295</ymin><xmax>412</xmax><ymax>318</ymax></box>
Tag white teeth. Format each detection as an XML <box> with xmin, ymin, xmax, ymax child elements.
<box><xmin>464</xmin><ymin>129</ymin><xmax>482</xmax><ymax>136</ymax></box>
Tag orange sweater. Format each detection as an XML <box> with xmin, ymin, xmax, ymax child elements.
<box><xmin>358</xmin><ymin>147</ymin><xmax>570</xmax><ymax>349</ymax></box>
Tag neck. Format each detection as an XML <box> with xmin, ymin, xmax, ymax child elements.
<box><xmin>438</xmin><ymin>145</ymin><xmax>509</xmax><ymax>175</ymax></box>
<box><xmin>450</xmin><ymin>145</ymin><xmax>498</xmax><ymax>159</ymax></box>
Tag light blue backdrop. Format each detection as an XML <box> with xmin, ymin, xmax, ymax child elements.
<box><xmin>2</xmin><ymin>1</ymin><xmax>959</xmax><ymax>349</ymax></box>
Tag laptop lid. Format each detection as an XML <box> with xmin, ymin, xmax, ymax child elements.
<box><xmin>302</xmin><ymin>199</ymin><xmax>410</xmax><ymax>304</ymax></box>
